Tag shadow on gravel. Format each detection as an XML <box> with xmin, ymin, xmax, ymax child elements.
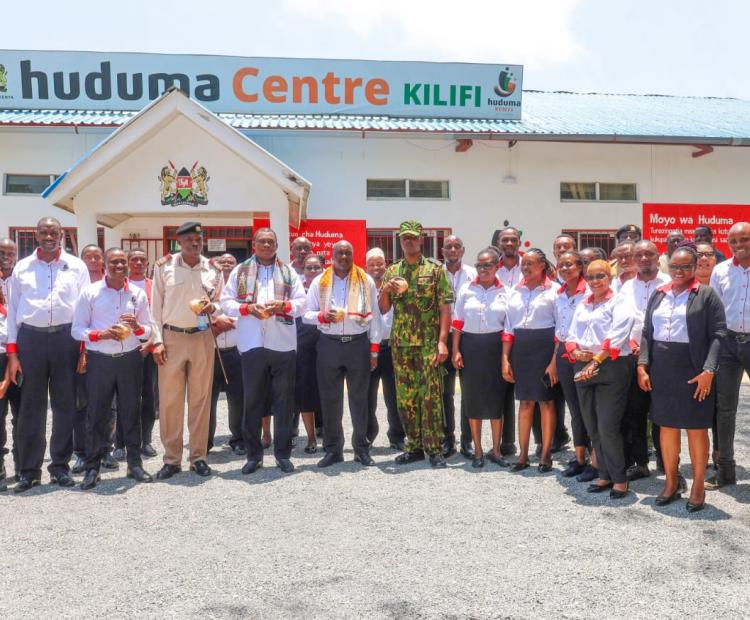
<box><xmin>639</xmin><ymin>496</ymin><xmax>732</xmax><ymax>520</ymax></box>
<box><xmin>217</xmin><ymin>467</ymin><xmax>291</xmax><ymax>485</ymax></box>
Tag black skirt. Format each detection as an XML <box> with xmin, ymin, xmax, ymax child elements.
<box><xmin>510</xmin><ymin>327</ymin><xmax>555</xmax><ymax>402</ymax></box>
<box><xmin>295</xmin><ymin>318</ymin><xmax>321</xmax><ymax>413</ymax></box>
<box><xmin>650</xmin><ymin>341</ymin><xmax>713</xmax><ymax>429</ymax></box>
<box><xmin>459</xmin><ymin>331</ymin><xmax>507</xmax><ymax>420</ymax></box>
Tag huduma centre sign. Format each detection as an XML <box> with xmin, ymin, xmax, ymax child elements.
<box><xmin>0</xmin><ymin>50</ymin><xmax>523</xmax><ymax>120</ymax></box>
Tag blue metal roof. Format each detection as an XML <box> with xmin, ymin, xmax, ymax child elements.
<box><xmin>3</xmin><ymin>91</ymin><xmax>750</xmax><ymax>143</ymax></box>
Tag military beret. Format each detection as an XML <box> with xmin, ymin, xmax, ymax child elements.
<box><xmin>176</xmin><ymin>221</ymin><xmax>202</xmax><ymax>236</ymax></box>
<box><xmin>615</xmin><ymin>223</ymin><xmax>641</xmax><ymax>239</ymax></box>
<box><xmin>398</xmin><ymin>220</ymin><xmax>423</xmax><ymax>237</ymax></box>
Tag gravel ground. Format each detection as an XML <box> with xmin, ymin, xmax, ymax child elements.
<box><xmin>1</xmin><ymin>386</ymin><xmax>749</xmax><ymax>620</ymax></box>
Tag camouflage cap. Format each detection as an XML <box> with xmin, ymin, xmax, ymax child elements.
<box><xmin>398</xmin><ymin>220</ymin><xmax>423</xmax><ymax>237</ymax></box>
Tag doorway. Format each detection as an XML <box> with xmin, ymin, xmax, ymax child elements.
<box><xmin>163</xmin><ymin>225</ymin><xmax>253</xmax><ymax>260</ymax></box>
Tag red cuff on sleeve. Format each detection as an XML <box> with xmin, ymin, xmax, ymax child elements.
<box><xmin>318</xmin><ymin>311</ymin><xmax>329</xmax><ymax>324</ymax></box>
<box><xmin>370</xmin><ymin>343</ymin><xmax>380</xmax><ymax>354</ymax></box>
<box><xmin>564</xmin><ymin>341</ymin><xmax>578</xmax><ymax>355</ymax></box>
<box><xmin>501</xmin><ymin>332</ymin><xmax>514</xmax><ymax>343</ymax></box>
<box><xmin>133</xmin><ymin>326</ymin><xmax>145</xmax><ymax>337</ymax></box>
<box><xmin>283</xmin><ymin>301</ymin><xmax>292</xmax><ymax>314</ymax></box>
<box><xmin>602</xmin><ymin>338</ymin><xmax>621</xmax><ymax>360</ymax></box>
<box><xmin>88</xmin><ymin>330</ymin><xmax>100</xmax><ymax>342</ymax></box>
<box><xmin>451</xmin><ymin>319</ymin><xmax>465</xmax><ymax>331</ymax></box>
<box><xmin>239</xmin><ymin>303</ymin><xmax>250</xmax><ymax>317</ymax></box>
<box><xmin>6</xmin><ymin>343</ymin><xmax>18</xmax><ymax>354</ymax></box>
<box><xmin>150</xmin><ymin>344</ymin><xmax>157</xmax><ymax>353</ymax></box>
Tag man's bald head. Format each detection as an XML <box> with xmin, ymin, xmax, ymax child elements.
<box><xmin>728</xmin><ymin>221</ymin><xmax>750</xmax><ymax>265</ymax></box>
<box><xmin>0</xmin><ymin>238</ymin><xmax>16</xmax><ymax>250</ymax></box>
<box><xmin>633</xmin><ymin>240</ymin><xmax>660</xmax><ymax>278</ymax></box>
<box><xmin>332</xmin><ymin>240</ymin><xmax>353</xmax><ymax>253</ymax></box>
<box><xmin>729</xmin><ymin>222</ymin><xmax>750</xmax><ymax>236</ymax></box>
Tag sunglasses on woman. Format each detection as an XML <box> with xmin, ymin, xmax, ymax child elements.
<box><xmin>585</xmin><ymin>273</ymin><xmax>608</xmax><ymax>281</ymax></box>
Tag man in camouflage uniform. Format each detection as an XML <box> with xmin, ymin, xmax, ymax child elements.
<box><xmin>378</xmin><ymin>221</ymin><xmax>453</xmax><ymax>468</ymax></box>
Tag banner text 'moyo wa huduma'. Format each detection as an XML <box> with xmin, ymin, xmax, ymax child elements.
<box><xmin>0</xmin><ymin>50</ymin><xmax>523</xmax><ymax>120</ymax></box>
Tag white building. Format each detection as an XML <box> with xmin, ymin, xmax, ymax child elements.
<box><xmin>2</xmin><ymin>50</ymin><xmax>750</xmax><ymax>264</ymax></box>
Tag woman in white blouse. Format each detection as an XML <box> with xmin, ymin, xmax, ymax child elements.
<box><xmin>566</xmin><ymin>260</ymin><xmax>635</xmax><ymax>499</ymax></box>
<box><xmin>452</xmin><ymin>247</ymin><xmax>510</xmax><ymax>468</ymax></box>
<box><xmin>502</xmin><ymin>249</ymin><xmax>558</xmax><ymax>473</ymax></box>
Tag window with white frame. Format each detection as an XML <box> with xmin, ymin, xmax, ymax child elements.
<box><xmin>3</xmin><ymin>173</ymin><xmax>57</xmax><ymax>196</ymax></box>
<box><xmin>560</xmin><ymin>182</ymin><xmax>637</xmax><ymax>202</ymax></box>
<box><xmin>367</xmin><ymin>179</ymin><xmax>449</xmax><ymax>200</ymax></box>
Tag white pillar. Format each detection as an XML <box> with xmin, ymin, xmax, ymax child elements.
<box><xmin>75</xmin><ymin>207</ymin><xmax>99</xmax><ymax>251</ymax></box>
<box><xmin>270</xmin><ymin>204</ymin><xmax>290</xmax><ymax>263</ymax></box>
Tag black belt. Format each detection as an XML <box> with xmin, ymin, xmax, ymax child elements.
<box><xmin>322</xmin><ymin>332</ymin><xmax>368</xmax><ymax>343</ymax></box>
<box><xmin>728</xmin><ymin>330</ymin><xmax>750</xmax><ymax>343</ymax></box>
<box><xmin>218</xmin><ymin>346</ymin><xmax>238</xmax><ymax>352</ymax></box>
<box><xmin>164</xmin><ymin>324</ymin><xmax>201</xmax><ymax>334</ymax></box>
<box><xmin>381</xmin><ymin>339</ymin><xmax>389</xmax><ymax>347</ymax></box>
<box><xmin>21</xmin><ymin>323</ymin><xmax>71</xmax><ymax>334</ymax></box>
<box><xmin>88</xmin><ymin>348</ymin><xmax>139</xmax><ymax>359</ymax></box>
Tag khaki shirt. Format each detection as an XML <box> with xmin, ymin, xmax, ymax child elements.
<box><xmin>151</xmin><ymin>254</ymin><xmax>223</xmax><ymax>343</ymax></box>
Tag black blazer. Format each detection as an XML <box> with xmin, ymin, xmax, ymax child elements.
<box><xmin>639</xmin><ymin>282</ymin><xmax>727</xmax><ymax>373</ymax></box>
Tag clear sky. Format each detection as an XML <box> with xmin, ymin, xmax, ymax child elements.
<box><xmin>4</xmin><ymin>0</ymin><xmax>749</xmax><ymax>99</ymax></box>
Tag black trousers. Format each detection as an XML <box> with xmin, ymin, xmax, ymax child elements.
<box><xmin>75</xmin><ymin>372</ymin><xmax>117</xmax><ymax>456</ymax></box>
<box><xmin>16</xmin><ymin>324</ymin><xmax>79</xmax><ymax>478</ymax></box>
<box><xmin>209</xmin><ymin>347</ymin><xmax>245</xmax><ymax>451</ymax></box>
<box><xmin>501</xmin><ymin>385</ymin><xmax>516</xmax><ymax>450</ymax></box>
<box><xmin>85</xmin><ymin>349</ymin><xmax>143</xmax><ymax>471</ymax></box>
<box><xmin>317</xmin><ymin>334</ymin><xmax>371</xmax><ymax>455</ymax></box>
<box><xmin>576</xmin><ymin>357</ymin><xmax>633</xmax><ymax>484</ymax></box>
<box><xmin>715</xmin><ymin>335</ymin><xmax>750</xmax><ymax>467</ymax></box>
<box><xmin>116</xmin><ymin>353</ymin><xmax>156</xmax><ymax>449</ymax></box>
<box><xmin>556</xmin><ymin>348</ymin><xmax>589</xmax><ymax>448</ymax></box>
<box><xmin>367</xmin><ymin>340</ymin><xmax>405</xmax><ymax>444</ymax></box>
<box><xmin>241</xmin><ymin>347</ymin><xmax>295</xmax><ymax>461</ymax></box>
<box><xmin>444</xmin><ymin>336</ymin><xmax>470</xmax><ymax>446</ymax></box>
<box><xmin>0</xmin><ymin>352</ymin><xmax>21</xmax><ymax>471</ymax></box>
<box><xmin>622</xmin><ymin>371</ymin><xmax>660</xmax><ymax>467</ymax></box>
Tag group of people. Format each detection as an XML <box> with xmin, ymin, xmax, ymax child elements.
<box><xmin>0</xmin><ymin>217</ymin><xmax>747</xmax><ymax>513</ymax></box>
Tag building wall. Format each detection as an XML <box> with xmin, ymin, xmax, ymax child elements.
<box><xmin>2</xmin><ymin>126</ymin><xmax>750</xmax><ymax>259</ymax></box>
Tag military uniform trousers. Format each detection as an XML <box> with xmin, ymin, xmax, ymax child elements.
<box><xmin>208</xmin><ymin>346</ymin><xmax>244</xmax><ymax>451</ymax></box>
<box><xmin>158</xmin><ymin>328</ymin><xmax>214</xmax><ymax>466</ymax></box>
<box><xmin>392</xmin><ymin>345</ymin><xmax>444</xmax><ymax>455</ymax></box>
<box><xmin>317</xmin><ymin>333</ymin><xmax>371</xmax><ymax>456</ymax></box>
<box><xmin>116</xmin><ymin>353</ymin><xmax>156</xmax><ymax>450</ymax></box>
<box><xmin>16</xmin><ymin>323</ymin><xmax>79</xmax><ymax>478</ymax></box>
<box><xmin>0</xmin><ymin>352</ymin><xmax>21</xmax><ymax>472</ymax></box>
<box><xmin>241</xmin><ymin>347</ymin><xmax>295</xmax><ymax>461</ymax></box>
<box><xmin>84</xmin><ymin>349</ymin><xmax>143</xmax><ymax>471</ymax></box>
<box><xmin>367</xmin><ymin>340</ymin><xmax>405</xmax><ymax>444</ymax></box>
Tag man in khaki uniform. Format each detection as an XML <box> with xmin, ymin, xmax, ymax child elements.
<box><xmin>151</xmin><ymin>222</ymin><xmax>229</xmax><ymax>479</ymax></box>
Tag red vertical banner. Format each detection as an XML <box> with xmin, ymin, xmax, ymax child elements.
<box><xmin>252</xmin><ymin>218</ymin><xmax>368</xmax><ymax>266</ymax></box>
<box><xmin>642</xmin><ymin>203</ymin><xmax>750</xmax><ymax>256</ymax></box>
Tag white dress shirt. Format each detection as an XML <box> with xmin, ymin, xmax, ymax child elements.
<box><xmin>220</xmin><ymin>263</ymin><xmax>307</xmax><ymax>353</ymax></box>
<box><xmin>452</xmin><ymin>278</ymin><xmax>508</xmax><ymax>334</ymax></box>
<box><xmin>617</xmin><ymin>271</ymin><xmax>672</xmax><ymax>345</ymax></box>
<box><xmin>505</xmin><ymin>278</ymin><xmax>557</xmax><ymax>336</ymax></box>
<box><xmin>303</xmin><ymin>272</ymin><xmax>382</xmax><ymax>344</ymax></box>
<box><xmin>611</xmin><ymin>273</ymin><xmax>635</xmax><ymax>295</ymax></box>
<box><xmin>0</xmin><ymin>275</ymin><xmax>8</xmax><ymax>353</ymax></box>
<box><xmin>72</xmin><ymin>279</ymin><xmax>152</xmax><ymax>355</ymax></box>
<box><xmin>216</xmin><ymin>317</ymin><xmax>239</xmax><ymax>349</ymax></box>
<box><xmin>651</xmin><ymin>287</ymin><xmax>690</xmax><ymax>343</ymax></box>
<box><xmin>7</xmin><ymin>248</ymin><xmax>90</xmax><ymax>345</ymax></box>
<box><xmin>554</xmin><ymin>278</ymin><xmax>588</xmax><ymax>342</ymax></box>
<box><xmin>566</xmin><ymin>291</ymin><xmax>634</xmax><ymax>357</ymax></box>
<box><xmin>710</xmin><ymin>257</ymin><xmax>750</xmax><ymax>333</ymax></box>
<box><xmin>444</xmin><ymin>262</ymin><xmax>477</xmax><ymax>311</ymax></box>
<box><xmin>497</xmin><ymin>259</ymin><xmax>522</xmax><ymax>288</ymax></box>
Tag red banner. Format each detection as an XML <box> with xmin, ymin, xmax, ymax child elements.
<box><xmin>642</xmin><ymin>203</ymin><xmax>750</xmax><ymax>256</ymax></box>
<box><xmin>252</xmin><ymin>218</ymin><xmax>368</xmax><ymax>266</ymax></box>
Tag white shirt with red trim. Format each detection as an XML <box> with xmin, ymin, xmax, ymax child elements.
<box><xmin>651</xmin><ymin>285</ymin><xmax>691</xmax><ymax>344</ymax></box>
<box><xmin>710</xmin><ymin>257</ymin><xmax>750</xmax><ymax>333</ymax></box>
<box><xmin>554</xmin><ymin>278</ymin><xmax>588</xmax><ymax>342</ymax></box>
<box><xmin>616</xmin><ymin>271</ymin><xmax>671</xmax><ymax>346</ymax></box>
<box><xmin>497</xmin><ymin>259</ymin><xmax>522</xmax><ymax>288</ymax></box>
<box><xmin>71</xmin><ymin>278</ymin><xmax>152</xmax><ymax>355</ymax></box>
<box><xmin>566</xmin><ymin>289</ymin><xmax>634</xmax><ymax>357</ymax></box>
<box><xmin>444</xmin><ymin>262</ymin><xmax>477</xmax><ymax>311</ymax></box>
<box><xmin>611</xmin><ymin>273</ymin><xmax>636</xmax><ymax>295</ymax></box>
<box><xmin>302</xmin><ymin>272</ymin><xmax>382</xmax><ymax>345</ymax></box>
<box><xmin>504</xmin><ymin>278</ymin><xmax>557</xmax><ymax>337</ymax></box>
<box><xmin>452</xmin><ymin>278</ymin><xmax>508</xmax><ymax>334</ymax></box>
<box><xmin>7</xmin><ymin>248</ymin><xmax>90</xmax><ymax>347</ymax></box>
<box><xmin>220</xmin><ymin>264</ymin><xmax>307</xmax><ymax>353</ymax></box>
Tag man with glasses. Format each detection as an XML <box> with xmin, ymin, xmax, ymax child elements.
<box><xmin>693</xmin><ymin>226</ymin><xmax>727</xmax><ymax>263</ymax></box>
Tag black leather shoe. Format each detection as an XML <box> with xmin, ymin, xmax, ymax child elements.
<box><xmin>610</xmin><ymin>487</ymin><xmax>629</xmax><ymax>500</ymax></box>
<box><xmin>511</xmin><ymin>461</ymin><xmax>530</xmax><ymax>472</ymax></box>
<box><xmin>471</xmin><ymin>455</ymin><xmax>485</xmax><ymax>468</ymax></box>
<box><xmin>686</xmin><ymin>497</ymin><xmax>706</xmax><ymax>513</ymax></box>
<box><xmin>112</xmin><ymin>447</ymin><xmax>126</xmax><ymax>462</ymax></box>
<box><xmin>156</xmin><ymin>464</ymin><xmax>181</xmax><ymax>480</ymax></box>
<box><xmin>429</xmin><ymin>454</ymin><xmax>447</xmax><ymax>468</ymax></box>
<box><xmin>232</xmin><ymin>445</ymin><xmax>248</xmax><ymax>457</ymax></box>
<box><xmin>304</xmin><ymin>442</ymin><xmax>318</xmax><ymax>454</ymax></box>
<box><xmin>655</xmin><ymin>490</ymin><xmax>681</xmax><ymax>506</ymax></box>
<box><xmin>80</xmin><ymin>469</ymin><xmax>100</xmax><ymax>490</ymax></box>
<box><xmin>626</xmin><ymin>464</ymin><xmax>650</xmax><ymax>482</ymax></box>
<box><xmin>562</xmin><ymin>461</ymin><xmax>586</xmax><ymax>478</ymax></box>
<box><xmin>190</xmin><ymin>460</ymin><xmax>212</xmax><ymax>477</ymax></box>
<box><xmin>354</xmin><ymin>451</ymin><xmax>375</xmax><ymax>467</ymax></box>
<box><xmin>459</xmin><ymin>441</ymin><xmax>475</xmax><ymax>460</ymax></box>
<box><xmin>50</xmin><ymin>472</ymin><xmax>76</xmax><ymax>487</ymax></box>
<box><xmin>317</xmin><ymin>453</ymin><xmax>344</xmax><ymax>468</ymax></box>
<box><xmin>576</xmin><ymin>465</ymin><xmax>598</xmax><ymax>483</ymax></box>
<box><xmin>587</xmin><ymin>482</ymin><xmax>614</xmax><ymax>493</ymax></box>
<box><xmin>395</xmin><ymin>450</ymin><xmax>425</xmax><ymax>464</ymax></box>
<box><xmin>13</xmin><ymin>475</ymin><xmax>40</xmax><ymax>493</ymax></box>
<box><xmin>275</xmin><ymin>458</ymin><xmax>295</xmax><ymax>473</ymax></box>
<box><xmin>441</xmin><ymin>439</ymin><xmax>457</xmax><ymax>458</ymax></box>
<box><xmin>142</xmin><ymin>444</ymin><xmax>158</xmax><ymax>458</ymax></box>
<box><xmin>537</xmin><ymin>462</ymin><xmax>553</xmax><ymax>473</ymax></box>
<box><xmin>127</xmin><ymin>466</ymin><xmax>153</xmax><ymax>483</ymax></box>
<box><xmin>486</xmin><ymin>452</ymin><xmax>510</xmax><ymax>467</ymax></box>
<box><xmin>71</xmin><ymin>455</ymin><xmax>86</xmax><ymax>474</ymax></box>
<box><xmin>241</xmin><ymin>459</ymin><xmax>263</xmax><ymax>474</ymax></box>
<box><xmin>389</xmin><ymin>439</ymin><xmax>406</xmax><ymax>451</ymax></box>
<box><xmin>101</xmin><ymin>453</ymin><xmax>119</xmax><ymax>470</ymax></box>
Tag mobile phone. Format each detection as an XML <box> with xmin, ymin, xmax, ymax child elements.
<box><xmin>15</xmin><ymin>371</ymin><xmax>24</xmax><ymax>388</ymax></box>
<box><xmin>541</xmin><ymin>373</ymin><xmax>552</xmax><ymax>389</ymax></box>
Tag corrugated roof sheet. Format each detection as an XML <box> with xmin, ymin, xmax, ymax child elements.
<box><xmin>2</xmin><ymin>91</ymin><xmax>750</xmax><ymax>142</ymax></box>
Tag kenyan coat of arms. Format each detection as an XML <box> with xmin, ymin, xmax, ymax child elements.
<box><xmin>0</xmin><ymin>64</ymin><xmax>8</xmax><ymax>93</ymax></box>
<box><xmin>159</xmin><ymin>161</ymin><xmax>209</xmax><ymax>207</ymax></box>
